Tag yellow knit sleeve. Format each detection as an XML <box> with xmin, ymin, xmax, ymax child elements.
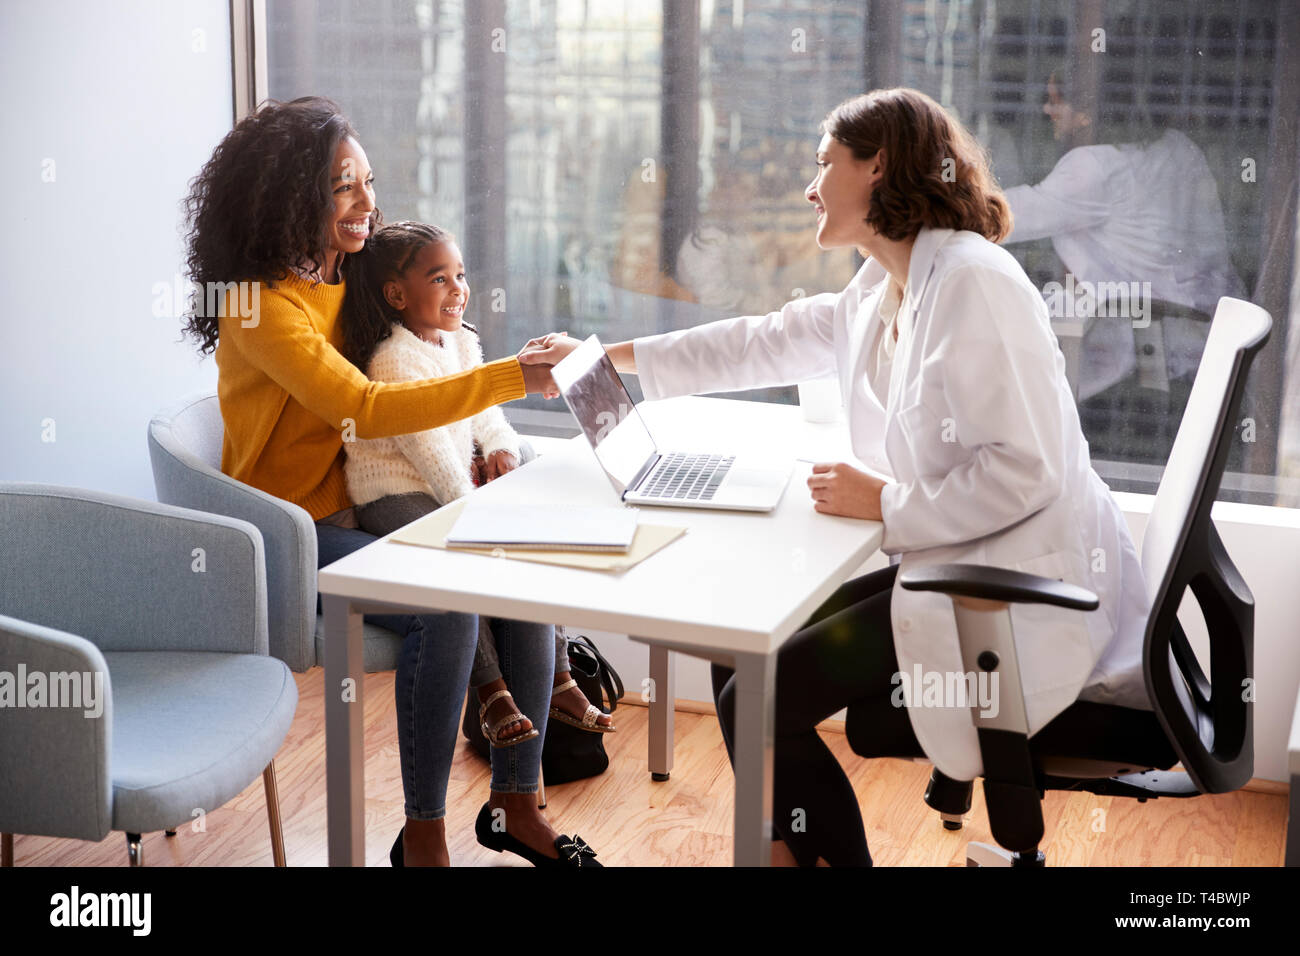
<box><xmin>219</xmin><ymin>287</ymin><xmax>525</xmax><ymax>439</ymax></box>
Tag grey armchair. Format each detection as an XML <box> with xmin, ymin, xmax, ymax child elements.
<box><xmin>148</xmin><ymin>392</ymin><xmax>402</xmax><ymax>672</ymax></box>
<box><xmin>0</xmin><ymin>484</ymin><xmax>298</xmax><ymax>866</ymax></box>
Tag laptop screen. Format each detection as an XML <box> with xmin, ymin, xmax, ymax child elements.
<box><xmin>551</xmin><ymin>335</ymin><xmax>658</xmax><ymax>493</ymax></box>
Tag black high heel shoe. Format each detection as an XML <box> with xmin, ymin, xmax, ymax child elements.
<box><xmin>390</xmin><ymin>827</ymin><xmax>404</xmax><ymax>867</ymax></box>
<box><xmin>474</xmin><ymin>802</ymin><xmax>602</xmax><ymax>867</ymax></box>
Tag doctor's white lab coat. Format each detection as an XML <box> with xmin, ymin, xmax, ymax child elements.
<box><xmin>633</xmin><ymin>226</ymin><xmax>1152</xmax><ymax>781</ymax></box>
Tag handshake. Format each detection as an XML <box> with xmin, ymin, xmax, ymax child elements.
<box><xmin>515</xmin><ymin>331</ymin><xmax>582</xmax><ymax>399</ymax></box>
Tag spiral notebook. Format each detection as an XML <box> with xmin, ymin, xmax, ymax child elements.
<box><xmin>444</xmin><ymin>501</ymin><xmax>640</xmax><ymax>552</ymax></box>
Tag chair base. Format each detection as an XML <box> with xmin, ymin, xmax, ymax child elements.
<box><xmin>1044</xmin><ymin>768</ymin><xmax>1200</xmax><ymax>799</ymax></box>
<box><xmin>965</xmin><ymin>842</ymin><xmax>1046</xmax><ymax>867</ymax></box>
<box><xmin>114</xmin><ymin>760</ymin><xmax>285</xmax><ymax>867</ymax></box>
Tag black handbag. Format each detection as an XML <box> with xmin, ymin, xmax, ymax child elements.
<box><xmin>461</xmin><ymin>632</ymin><xmax>623</xmax><ymax>785</ymax></box>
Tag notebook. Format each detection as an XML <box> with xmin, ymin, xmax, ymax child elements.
<box><xmin>444</xmin><ymin>500</ymin><xmax>640</xmax><ymax>552</ymax></box>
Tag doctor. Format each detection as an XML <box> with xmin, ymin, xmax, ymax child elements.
<box><xmin>522</xmin><ymin>88</ymin><xmax>1151</xmax><ymax>867</ymax></box>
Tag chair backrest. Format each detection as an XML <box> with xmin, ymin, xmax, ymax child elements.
<box><xmin>160</xmin><ymin>393</ymin><xmax>225</xmax><ymax>472</ymax></box>
<box><xmin>0</xmin><ymin>483</ymin><xmax>268</xmax><ymax>655</ymax></box>
<box><xmin>149</xmin><ymin>392</ymin><xmax>321</xmax><ymax>672</ymax></box>
<box><xmin>1141</xmin><ymin>296</ymin><xmax>1270</xmax><ymax>793</ymax></box>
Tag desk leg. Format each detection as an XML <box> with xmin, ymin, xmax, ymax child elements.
<box><xmin>324</xmin><ymin>595</ymin><xmax>366</xmax><ymax>866</ymax></box>
<box><xmin>1288</xmin><ymin>773</ymin><xmax>1300</xmax><ymax>866</ymax></box>
<box><xmin>731</xmin><ymin>649</ymin><xmax>775</xmax><ymax>867</ymax></box>
<box><xmin>647</xmin><ymin>644</ymin><xmax>675</xmax><ymax>780</ymax></box>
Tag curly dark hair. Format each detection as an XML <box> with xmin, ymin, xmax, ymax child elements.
<box><xmin>339</xmin><ymin>221</ymin><xmax>458</xmax><ymax>372</ymax></box>
<box><xmin>823</xmin><ymin>88</ymin><xmax>1012</xmax><ymax>243</ymax></box>
<box><xmin>181</xmin><ymin>96</ymin><xmax>379</xmax><ymax>353</ymax></box>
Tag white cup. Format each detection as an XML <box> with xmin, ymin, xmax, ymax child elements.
<box><xmin>797</xmin><ymin>377</ymin><xmax>842</xmax><ymax>423</ymax></box>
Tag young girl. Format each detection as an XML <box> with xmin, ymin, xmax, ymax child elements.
<box><xmin>185</xmin><ymin>98</ymin><xmax>598</xmax><ymax>867</ymax></box>
<box><xmin>340</xmin><ymin>221</ymin><xmax>616</xmax><ymax>749</ymax></box>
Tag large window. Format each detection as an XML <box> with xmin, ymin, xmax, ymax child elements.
<box><xmin>266</xmin><ymin>0</ymin><xmax>1299</xmax><ymax>508</ymax></box>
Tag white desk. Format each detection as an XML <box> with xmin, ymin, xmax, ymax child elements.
<box><xmin>319</xmin><ymin>395</ymin><xmax>884</xmax><ymax>866</ymax></box>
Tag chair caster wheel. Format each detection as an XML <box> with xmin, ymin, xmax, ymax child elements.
<box><xmin>941</xmin><ymin>813</ymin><xmax>963</xmax><ymax>831</ymax></box>
<box><xmin>651</xmin><ymin>772</ymin><xmax>670</xmax><ymax>781</ymax></box>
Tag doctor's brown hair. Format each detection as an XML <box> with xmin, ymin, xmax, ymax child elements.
<box><xmin>823</xmin><ymin>88</ymin><xmax>1012</xmax><ymax>243</ymax></box>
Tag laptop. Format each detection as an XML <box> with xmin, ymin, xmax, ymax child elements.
<box><xmin>551</xmin><ymin>335</ymin><xmax>792</xmax><ymax>511</ymax></box>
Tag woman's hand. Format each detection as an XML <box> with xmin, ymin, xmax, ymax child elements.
<box><xmin>482</xmin><ymin>450</ymin><xmax>519</xmax><ymax>482</ymax></box>
<box><xmin>806</xmin><ymin>462</ymin><xmax>886</xmax><ymax>520</ymax></box>
<box><xmin>520</xmin><ymin>362</ymin><xmax>560</xmax><ymax>398</ymax></box>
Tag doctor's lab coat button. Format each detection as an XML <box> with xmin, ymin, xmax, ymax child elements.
<box><xmin>899</xmin><ymin>618</ymin><xmax>914</xmax><ymax>632</ymax></box>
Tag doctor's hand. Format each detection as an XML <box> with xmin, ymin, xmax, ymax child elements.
<box><xmin>517</xmin><ymin>331</ymin><xmax>566</xmax><ymax>356</ymax></box>
<box><xmin>807</xmin><ymin>462</ymin><xmax>886</xmax><ymax>521</ymax></box>
<box><xmin>519</xmin><ymin>332</ymin><xmax>581</xmax><ymax>367</ymax></box>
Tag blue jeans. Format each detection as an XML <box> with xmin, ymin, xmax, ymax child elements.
<box><xmin>480</xmin><ymin>616</ymin><xmax>555</xmax><ymax>793</ymax></box>
<box><xmin>353</xmin><ymin>490</ymin><xmax>569</xmax><ymax>688</ymax></box>
<box><xmin>315</xmin><ymin>523</ymin><xmax>554</xmax><ymax>812</ymax></box>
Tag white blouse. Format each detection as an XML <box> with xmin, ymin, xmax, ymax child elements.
<box><xmin>865</xmin><ymin>277</ymin><xmax>906</xmax><ymax>407</ymax></box>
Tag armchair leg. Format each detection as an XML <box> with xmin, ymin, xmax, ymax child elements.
<box><xmin>263</xmin><ymin>761</ymin><xmax>286</xmax><ymax>867</ymax></box>
<box><xmin>126</xmin><ymin>833</ymin><xmax>143</xmax><ymax>867</ymax></box>
<box><xmin>2</xmin><ymin>832</ymin><xmax>13</xmax><ymax>867</ymax></box>
<box><xmin>538</xmin><ymin>769</ymin><xmax>546</xmax><ymax>809</ymax></box>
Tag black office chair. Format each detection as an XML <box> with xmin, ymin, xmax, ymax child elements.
<box><xmin>882</xmin><ymin>296</ymin><xmax>1271</xmax><ymax>866</ymax></box>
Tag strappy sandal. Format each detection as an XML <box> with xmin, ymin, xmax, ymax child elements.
<box><xmin>548</xmin><ymin>678</ymin><xmax>616</xmax><ymax>733</ymax></box>
<box><xmin>479</xmin><ymin>688</ymin><xmax>540</xmax><ymax>748</ymax></box>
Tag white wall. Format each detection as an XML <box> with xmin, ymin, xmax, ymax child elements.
<box><xmin>0</xmin><ymin>0</ymin><xmax>231</xmax><ymax>499</ymax></box>
<box><xmin>577</xmin><ymin>490</ymin><xmax>1300</xmax><ymax>783</ymax></box>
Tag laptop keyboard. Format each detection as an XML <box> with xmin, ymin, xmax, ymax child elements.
<box><xmin>638</xmin><ymin>453</ymin><xmax>735</xmax><ymax>501</ymax></box>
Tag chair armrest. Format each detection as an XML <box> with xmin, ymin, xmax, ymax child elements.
<box><xmin>0</xmin><ymin>483</ymin><xmax>268</xmax><ymax>656</ymax></box>
<box><xmin>899</xmin><ymin>563</ymin><xmax>1098</xmax><ymax>611</ymax></box>
<box><xmin>0</xmin><ymin>614</ymin><xmax>113</xmax><ymax>840</ymax></box>
<box><xmin>149</xmin><ymin>408</ymin><xmax>317</xmax><ymax>671</ymax></box>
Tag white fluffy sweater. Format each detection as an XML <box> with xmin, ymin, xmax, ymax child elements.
<box><xmin>344</xmin><ymin>323</ymin><xmax>521</xmax><ymax>507</ymax></box>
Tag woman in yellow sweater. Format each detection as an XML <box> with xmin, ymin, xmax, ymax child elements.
<box><xmin>181</xmin><ymin>96</ymin><xmax>600</xmax><ymax>868</ymax></box>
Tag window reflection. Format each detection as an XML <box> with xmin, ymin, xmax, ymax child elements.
<box><xmin>267</xmin><ymin>0</ymin><xmax>1297</xmax><ymax>506</ymax></box>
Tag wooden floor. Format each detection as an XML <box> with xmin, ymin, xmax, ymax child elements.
<box><xmin>9</xmin><ymin>668</ymin><xmax>1289</xmax><ymax>867</ymax></box>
